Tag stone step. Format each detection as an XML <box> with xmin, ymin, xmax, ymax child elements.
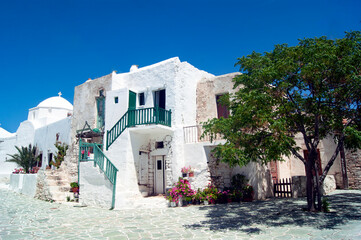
<box><xmin>47</xmin><ymin>180</ymin><xmax>69</xmax><ymax>187</ymax></box>
<box><xmin>45</xmin><ymin>175</ymin><xmax>63</xmax><ymax>181</ymax></box>
<box><xmin>48</xmin><ymin>185</ymin><xmax>71</xmax><ymax>193</ymax></box>
<box><xmin>51</xmin><ymin>191</ymin><xmax>73</xmax><ymax>202</ymax></box>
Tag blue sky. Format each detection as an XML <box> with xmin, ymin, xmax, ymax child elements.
<box><xmin>0</xmin><ymin>0</ymin><xmax>360</xmax><ymax>132</ymax></box>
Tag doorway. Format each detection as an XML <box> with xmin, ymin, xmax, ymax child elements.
<box><xmin>154</xmin><ymin>155</ymin><xmax>165</xmax><ymax>194</ymax></box>
<box><xmin>154</xmin><ymin>89</ymin><xmax>166</xmax><ymax>109</ymax></box>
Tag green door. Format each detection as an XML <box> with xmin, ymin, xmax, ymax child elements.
<box><xmin>128</xmin><ymin>90</ymin><xmax>137</xmax><ymax>126</ymax></box>
<box><xmin>129</xmin><ymin>90</ymin><xmax>136</xmax><ymax>109</ymax></box>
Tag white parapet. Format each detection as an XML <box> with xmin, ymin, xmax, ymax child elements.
<box><xmin>9</xmin><ymin>173</ymin><xmax>38</xmax><ymax>197</ymax></box>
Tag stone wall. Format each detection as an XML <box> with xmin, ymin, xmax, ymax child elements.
<box><xmin>196</xmin><ymin>73</ymin><xmax>240</xmax><ymax>125</ymax></box>
<box><xmin>346</xmin><ymin>149</ymin><xmax>361</xmax><ymax>189</ymax></box>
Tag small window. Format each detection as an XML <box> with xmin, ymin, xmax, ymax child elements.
<box><xmin>114</xmin><ymin>97</ymin><xmax>119</xmax><ymax>104</ymax></box>
<box><xmin>139</xmin><ymin>92</ymin><xmax>145</xmax><ymax>106</ymax></box>
<box><xmin>157</xmin><ymin>160</ymin><xmax>162</xmax><ymax>170</ymax></box>
<box><xmin>216</xmin><ymin>94</ymin><xmax>229</xmax><ymax>119</ymax></box>
<box><xmin>155</xmin><ymin>141</ymin><xmax>164</xmax><ymax>149</ymax></box>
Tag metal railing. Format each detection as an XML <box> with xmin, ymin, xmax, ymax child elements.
<box><xmin>106</xmin><ymin>107</ymin><xmax>172</xmax><ymax>150</ymax></box>
<box><xmin>79</xmin><ymin>140</ymin><xmax>118</xmax><ymax>209</ymax></box>
<box><xmin>183</xmin><ymin>125</ymin><xmax>223</xmax><ymax>144</ymax></box>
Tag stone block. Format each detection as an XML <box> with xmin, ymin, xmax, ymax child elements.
<box><xmin>292</xmin><ymin>176</ymin><xmax>307</xmax><ymax>198</ymax></box>
<box><xmin>322</xmin><ymin>175</ymin><xmax>336</xmax><ymax>195</ymax></box>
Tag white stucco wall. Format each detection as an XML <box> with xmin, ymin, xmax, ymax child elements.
<box><xmin>15</xmin><ymin>120</ymin><xmax>35</xmax><ymax>147</ymax></box>
<box><xmin>9</xmin><ymin>173</ymin><xmax>38</xmax><ymax>197</ymax></box>
<box><xmin>79</xmin><ymin>161</ymin><xmax>113</xmax><ymax>208</ymax></box>
<box><xmin>0</xmin><ymin>136</ymin><xmax>17</xmax><ymax>177</ymax></box>
<box><xmin>34</xmin><ymin>117</ymin><xmax>72</xmax><ymax>167</ymax></box>
<box><xmin>183</xmin><ymin>141</ymin><xmax>272</xmax><ymax>199</ymax></box>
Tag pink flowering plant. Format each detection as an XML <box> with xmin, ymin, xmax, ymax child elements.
<box><xmin>181</xmin><ymin>166</ymin><xmax>192</xmax><ymax>174</ymax></box>
<box><xmin>201</xmin><ymin>184</ymin><xmax>220</xmax><ymax>204</ymax></box>
<box><xmin>166</xmin><ymin>177</ymin><xmax>195</xmax><ymax>202</ymax></box>
<box><xmin>12</xmin><ymin>168</ymin><xmax>25</xmax><ymax>174</ymax></box>
<box><xmin>217</xmin><ymin>190</ymin><xmax>231</xmax><ymax>203</ymax></box>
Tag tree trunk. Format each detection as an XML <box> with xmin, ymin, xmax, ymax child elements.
<box><xmin>314</xmin><ymin>165</ymin><xmax>322</xmax><ymax>211</ymax></box>
<box><xmin>339</xmin><ymin>142</ymin><xmax>348</xmax><ymax>189</ymax></box>
<box><xmin>305</xmin><ymin>160</ymin><xmax>316</xmax><ymax>211</ymax></box>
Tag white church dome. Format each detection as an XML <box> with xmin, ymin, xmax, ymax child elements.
<box><xmin>37</xmin><ymin>96</ymin><xmax>73</xmax><ymax>110</ymax></box>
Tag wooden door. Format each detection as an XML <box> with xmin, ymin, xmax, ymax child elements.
<box><xmin>154</xmin><ymin>156</ymin><xmax>165</xmax><ymax>194</ymax></box>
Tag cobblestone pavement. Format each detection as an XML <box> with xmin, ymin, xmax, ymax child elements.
<box><xmin>0</xmin><ymin>186</ymin><xmax>360</xmax><ymax>240</ymax></box>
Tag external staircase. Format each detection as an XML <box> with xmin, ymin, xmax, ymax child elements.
<box><xmin>78</xmin><ymin>107</ymin><xmax>172</xmax><ymax>209</ymax></box>
<box><xmin>44</xmin><ymin>168</ymin><xmax>72</xmax><ymax>201</ymax></box>
<box><xmin>79</xmin><ymin>140</ymin><xmax>118</xmax><ymax>209</ymax></box>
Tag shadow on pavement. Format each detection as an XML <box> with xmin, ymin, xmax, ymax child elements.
<box><xmin>184</xmin><ymin>190</ymin><xmax>361</xmax><ymax>234</ymax></box>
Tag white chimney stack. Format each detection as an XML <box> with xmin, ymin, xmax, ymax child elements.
<box><xmin>130</xmin><ymin>65</ymin><xmax>139</xmax><ymax>72</ymax></box>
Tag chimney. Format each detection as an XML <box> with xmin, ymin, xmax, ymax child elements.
<box><xmin>130</xmin><ymin>65</ymin><xmax>139</xmax><ymax>72</ymax></box>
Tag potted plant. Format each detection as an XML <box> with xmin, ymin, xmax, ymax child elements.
<box><xmin>188</xmin><ymin>169</ymin><xmax>194</xmax><ymax>177</ymax></box>
<box><xmin>166</xmin><ymin>191</ymin><xmax>178</xmax><ymax>207</ymax></box>
<box><xmin>181</xmin><ymin>166</ymin><xmax>193</xmax><ymax>177</ymax></box>
<box><xmin>193</xmin><ymin>190</ymin><xmax>202</xmax><ymax>205</ymax></box>
<box><xmin>70</xmin><ymin>182</ymin><xmax>79</xmax><ymax>193</ymax></box>
<box><xmin>231</xmin><ymin>190</ymin><xmax>242</xmax><ymax>202</ymax></box>
<box><xmin>165</xmin><ymin>177</ymin><xmax>195</xmax><ymax>207</ymax></box>
<box><xmin>242</xmin><ymin>184</ymin><xmax>254</xmax><ymax>202</ymax></box>
<box><xmin>202</xmin><ymin>184</ymin><xmax>219</xmax><ymax>205</ymax></box>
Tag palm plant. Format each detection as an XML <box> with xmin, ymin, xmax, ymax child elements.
<box><xmin>6</xmin><ymin>144</ymin><xmax>40</xmax><ymax>173</ymax></box>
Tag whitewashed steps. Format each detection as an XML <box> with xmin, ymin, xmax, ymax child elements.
<box><xmin>44</xmin><ymin>169</ymin><xmax>72</xmax><ymax>202</ymax></box>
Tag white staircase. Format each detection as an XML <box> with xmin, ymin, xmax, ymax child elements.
<box><xmin>44</xmin><ymin>168</ymin><xmax>72</xmax><ymax>202</ymax></box>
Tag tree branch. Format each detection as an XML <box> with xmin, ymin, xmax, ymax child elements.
<box><xmin>290</xmin><ymin>147</ymin><xmax>306</xmax><ymax>164</ymax></box>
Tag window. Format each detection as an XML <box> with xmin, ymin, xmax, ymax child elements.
<box><xmin>114</xmin><ymin>97</ymin><xmax>119</xmax><ymax>104</ymax></box>
<box><xmin>154</xmin><ymin>89</ymin><xmax>166</xmax><ymax>109</ymax></box>
<box><xmin>139</xmin><ymin>92</ymin><xmax>145</xmax><ymax>106</ymax></box>
<box><xmin>157</xmin><ymin>160</ymin><xmax>162</xmax><ymax>170</ymax></box>
<box><xmin>155</xmin><ymin>141</ymin><xmax>164</xmax><ymax>149</ymax></box>
<box><xmin>216</xmin><ymin>94</ymin><xmax>229</xmax><ymax>119</ymax></box>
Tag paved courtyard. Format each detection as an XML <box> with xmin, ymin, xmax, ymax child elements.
<box><xmin>0</xmin><ymin>186</ymin><xmax>360</xmax><ymax>240</ymax></box>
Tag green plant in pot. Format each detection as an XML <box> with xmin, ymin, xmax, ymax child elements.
<box><xmin>242</xmin><ymin>184</ymin><xmax>254</xmax><ymax>202</ymax></box>
<box><xmin>70</xmin><ymin>182</ymin><xmax>79</xmax><ymax>193</ymax></box>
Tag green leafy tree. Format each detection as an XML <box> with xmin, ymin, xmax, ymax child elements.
<box><xmin>50</xmin><ymin>142</ymin><xmax>68</xmax><ymax>169</ymax></box>
<box><xmin>203</xmin><ymin>31</ymin><xmax>361</xmax><ymax>211</ymax></box>
<box><xmin>6</xmin><ymin>144</ymin><xmax>40</xmax><ymax>173</ymax></box>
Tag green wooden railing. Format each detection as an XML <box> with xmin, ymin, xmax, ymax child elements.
<box><xmin>79</xmin><ymin>140</ymin><xmax>118</xmax><ymax>209</ymax></box>
<box><xmin>106</xmin><ymin>107</ymin><xmax>172</xmax><ymax>150</ymax></box>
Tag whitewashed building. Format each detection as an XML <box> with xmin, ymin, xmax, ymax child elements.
<box><xmin>72</xmin><ymin>57</ymin><xmax>273</xmax><ymax>209</ymax></box>
<box><xmin>0</xmin><ymin>94</ymin><xmax>73</xmax><ymax>185</ymax></box>
<box><xmin>2</xmin><ymin>57</ymin><xmax>351</xmax><ymax>208</ymax></box>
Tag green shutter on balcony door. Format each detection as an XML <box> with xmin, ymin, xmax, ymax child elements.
<box><xmin>128</xmin><ymin>90</ymin><xmax>137</xmax><ymax>126</ymax></box>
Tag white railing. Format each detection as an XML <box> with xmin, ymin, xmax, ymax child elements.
<box><xmin>183</xmin><ymin>125</ymin><xmax>223</xmax><ymax>144</ymax></box>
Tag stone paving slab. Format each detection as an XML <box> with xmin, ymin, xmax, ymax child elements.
<box><xmin>0</xmin><ymin>187</ymin><xmax>360</xmax><ymax>239</ymax></box>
